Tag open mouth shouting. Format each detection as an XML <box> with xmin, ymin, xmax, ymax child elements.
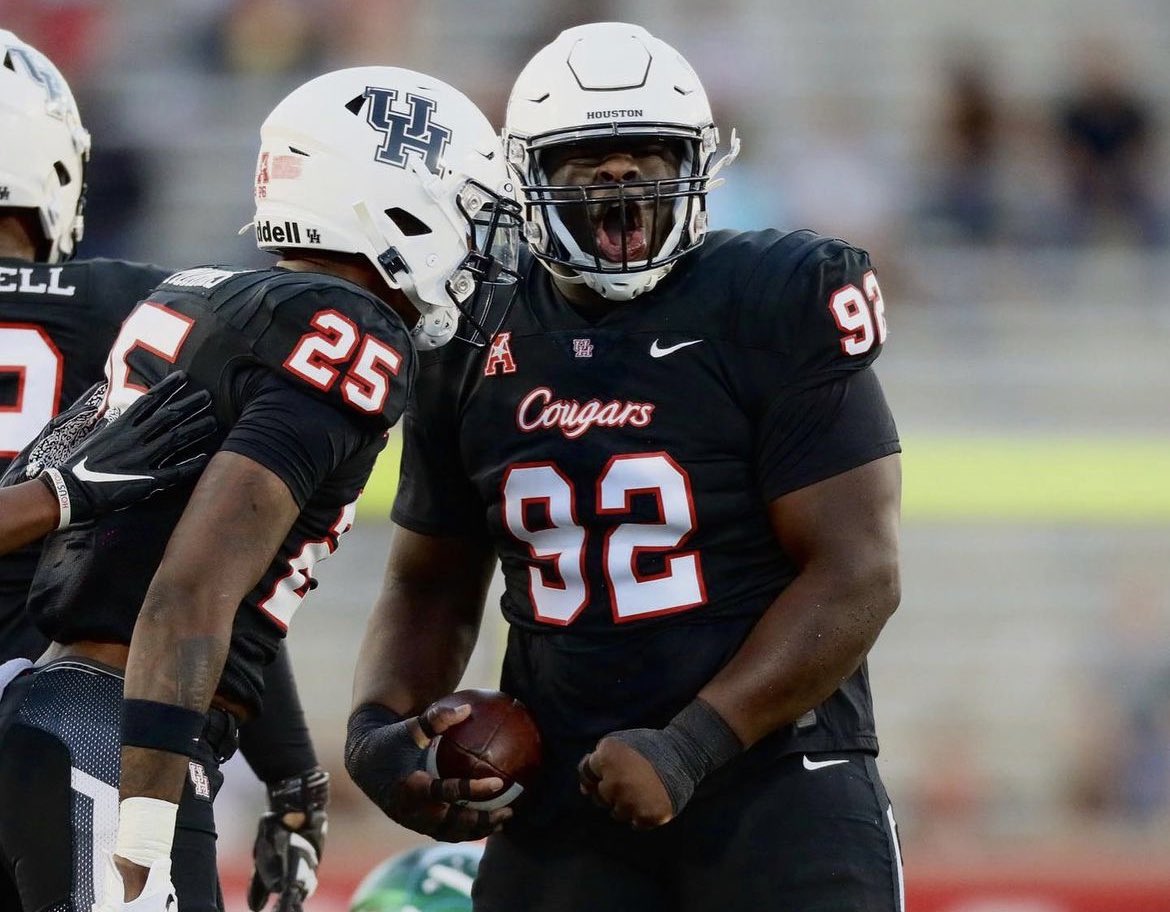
<box><xmin>595</xmin><ymin>199</ymin><xmax>650</xmax><ymax>263</ymax></box>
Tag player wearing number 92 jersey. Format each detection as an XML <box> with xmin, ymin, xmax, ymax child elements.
<box><xmin>27</xmin><ymin>264</ymin><xmax>412</xmax><ymax>711</ymax></box>
<box><xmin>393</xmin><ymin>227</ymin><xmax>900</xmax><ymax>816</ymax></box>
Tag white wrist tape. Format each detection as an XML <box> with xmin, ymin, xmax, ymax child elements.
<box><xmin>41</xmin><ymin>468</ymin><xmax>71</xmax><ymax>529</ymax></box>
<box><xmin>115</xmin><ymin>797</ymin><xmax>178</xmax><ymax>867</ymax></box>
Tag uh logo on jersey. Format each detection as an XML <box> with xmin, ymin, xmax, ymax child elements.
<box><xmin>364</xmin><ymin>87</ymin><xmax>452</xmax><ymax>176</ymax></box>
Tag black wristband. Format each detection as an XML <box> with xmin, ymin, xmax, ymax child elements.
<box><xmin>346</xmin><ymin>702</ymin><xmax>405</xmax><ymax>740</ymax></box>
<box><xmin>666</xmin><ymin>698</ymin><xmax>743</xmax><ymax>778</ymax></box>
<box><xmin>122</xmin><ymin>698</ymin><xmax>207</xmax><ymax>757</ymax></box>
<box><xmin>609</xmin><ymin>698</ymin><xmax>743</xmax><ymax>816</ymax></box>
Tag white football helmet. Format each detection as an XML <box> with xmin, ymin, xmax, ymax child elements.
<box><xmin>0</xmin><ymin>30</ymin><xmax>91</xmax><ymax>262</ymax></box>
<box><xmin>504</xmin><ymin>22</ymin><xmax>739</xmax><ymax>301</ymax></box>
<box><xmin>253</xmin><ymin>67</ymin><xmax>521</xmax><ymax>349</ymax></box>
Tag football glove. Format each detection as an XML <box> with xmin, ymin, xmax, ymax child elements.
<box><xmin>91</xmin><ymin>853</ymin><xmax>178</xmax><ymax>912</ymax></box>
<box><xmin>247</xmin><ymin>768</ymin><xmax>330</xmax><ymax>912</ymax></box>
<box><xmin>37</xmin><ymin>372</ymin><xmax>215</xmax><ymax>528</ymax></box>
<box><xmin>0</xmin><ymin>380</ymin><xmax>106</xmax><ymax>488</ymax></box>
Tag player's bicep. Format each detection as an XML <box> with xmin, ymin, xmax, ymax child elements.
<box><xmin>222</xmin><ymin>368</ymin><xmax>384</xmax><ymax>508</ymax></box>
<box><xmin>153</xmin><ymin>450</ymin><xmax>300</xmax><ymax>605</ymax></box>
<box><xmin>767</xmin><ymin>453</ymin><xmax>902</xmax><ymax>583</ymax></box>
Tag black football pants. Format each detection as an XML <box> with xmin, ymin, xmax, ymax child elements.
<box><xmin>474</xmin><ymin>751</ymin><xmax>904</xmax><ymax>912</ymax></box>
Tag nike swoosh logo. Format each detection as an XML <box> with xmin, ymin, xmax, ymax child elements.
<box><xmin>802</xmin><ymin>755</ymin><xmax>850</xmax><ymax>771</ymax></box>
<box><xmin>649</xmin><ymin>339</ymin><xmax>702</xmax><ymax>358</ymax></box>
<box><xmin>70</xmin><ymin>457</ymin><xmax>153</xmax><ymax>484</ymax></box>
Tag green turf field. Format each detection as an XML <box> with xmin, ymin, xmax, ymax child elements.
<box><xmin>355</xmin><ymin>433</ymin><xmax>1170</xmax><ymax>523</ymax></box>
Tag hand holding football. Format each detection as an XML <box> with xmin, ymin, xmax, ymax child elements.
<box><xmin>424</xmin><ymin>689</ymin><xmax>542</xmax><ymax>811</ymax></box>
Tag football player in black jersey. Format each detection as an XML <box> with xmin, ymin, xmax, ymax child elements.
<box><xmin>0</xmin><ymin>32</ymin><xmax>360</xmax><ymax>912</ymax></box>
<box><xmin>346</xmin><ymin>22</ymin><xmax>904</xmax><ymax>912</ymax></box>
<box><xmin>0</xmin><ymin>62</ymin><xmax>521</xmax><ymax>912</ymax></box>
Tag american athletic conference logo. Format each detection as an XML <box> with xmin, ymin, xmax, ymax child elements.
<box><xmin>364</xmin><ymin>87</ymin><xmax>451</xmax><ymax>175</ymax></box>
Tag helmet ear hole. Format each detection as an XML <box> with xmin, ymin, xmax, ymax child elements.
<box><xmin>53</xmin><ymin>161</ymin><xmax>72</xmax><ymax>185</ymax></box>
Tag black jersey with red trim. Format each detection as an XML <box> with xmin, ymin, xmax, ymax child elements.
<box><xmin>392</xmin><ymin>229</ymin><xmax>900</xmax><ymax>818</ymax></box>
<box><xmin>0</xmin><ymin>257</ymin><xmax>170</xmax><ymax>663</ymax></box>
<box><xmin>27</xmin><ymin>265</ymin><xmax>414</xmax><ymax>712</ymax></box>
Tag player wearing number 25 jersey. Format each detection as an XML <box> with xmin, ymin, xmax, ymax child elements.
<box><xmin>28</xmin><ymin>264</ymin><xmax>410</xmax><ymax>707</ymax></box>
<box><xmin>0</xmin><ymin>65</ymin><xmax>520</xmax><ymax>912</ymax></box>
<box><xmin>352</xmin><ymin>24</ymin><xmax>904</xmax><ymax>912</ymax></box>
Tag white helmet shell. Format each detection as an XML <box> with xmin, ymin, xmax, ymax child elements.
<box><xmin>253</xmin><ymin>66</ymin><xmax>521</xmax><ymax>348</ymax></box>
<box><xmin>0</xmin><ymin>30</ymin><xmax>91</xmax><ymax>262</ymax></box>
<box><xmin>504</xmin><ymin>22</ymin><xmax>738</xmax><ymax>300</ymax></box>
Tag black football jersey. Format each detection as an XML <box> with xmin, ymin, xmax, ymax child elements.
<box><xmin>0</xmin><ymin>257</ymin><xmax>170</xmax><ymax>663</ymax></box>
<box><xmin>392</xmin><ymin>229</ymin><xmax>901</xmax><ymax>816</ymax></box>
<box><xmin>27</xmin><ymin>266</ymin><xmax>415</xmax><ymax>712</ymax></box>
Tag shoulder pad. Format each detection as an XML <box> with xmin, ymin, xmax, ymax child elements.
<box><xmin>87</xmin><ymin>258</ymin><xmax>172</xmax><ymax>315</ymax></box>
<box><xmin>215</xmin><ymin>269</ymin><xmax>417</xmax><ymax>427</ymax></box>
<box><xmin>736</xmin><ymin>231</ymin><xmax>888</xmax><ymax>378</ymax></box>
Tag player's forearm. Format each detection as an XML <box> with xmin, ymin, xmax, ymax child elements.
<box><xmin>0</xmin><ymin>479</ymin><xmax>59</xmax><ymax>554</ymax></box>
<box><xmin>353</xmin><ymin>527</ymin><xmax>494</xmax><ymax>714</ymax></box>
<box><xmin>353</xmin><ymin>580</ymin><xmax>484</xmax><ymax>715</ymax></box>
<box><xmin>120</xmin><ymin>579</ymin><xmax>236</xmax><ymax>802</ymax></box>
<box><xmin>699</xmin><ymin>556</ymin><xmax>900</xmax><ymax>748</ymax></box>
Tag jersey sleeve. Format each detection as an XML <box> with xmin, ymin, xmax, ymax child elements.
<box><xmin>390</xmin><ymin>358</ymin><xmax>487</xmax><ymax>538</ymax></box>
<box><xmin>735</xmin><ymin>235</ymin><xmax>900</xmax><ymax>499</ymax></box>
<box><xmin>220</xmin><ymin>366</ymin><xmax>386</xmax><ymax>508</ymax></box>
<box><xmin>755</xmin><ymin>368</ymin><xmax>900</xmax><ymax>500</ymax></box>
<box><xmin>249</xmin><ymin>279</ymin><xmax>416</xmax><ymax>429</ymax></box>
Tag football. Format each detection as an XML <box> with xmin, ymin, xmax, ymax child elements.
<box><xmin>424</xmin><ymin>688</ymin><xmax>542</xmax><ymax>811</ymax></box>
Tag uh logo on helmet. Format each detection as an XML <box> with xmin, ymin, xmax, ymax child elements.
<box><xmin>366</xmin><ymin>89</ymin><xmax>452</xmax><ymax>177</ymax></box>
<box><xmin>251</xmin><ymin>66</ymin><xmax>521</xmax><ymax>350</ymax></box>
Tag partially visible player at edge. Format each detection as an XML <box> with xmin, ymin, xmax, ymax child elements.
<box><xmin>346</xmin><ymin>22</ymin><xmax>904</xmax><ymax>912</ymax></box>
<box><xmin>0</xmin><ymin>31</ymin><xmax>335</xmax><ymax>912</ymax></box>
<box><xmin>0</xmin><ymin>63</ymin><xmax>521</xmax><ymax>912</ymax></box>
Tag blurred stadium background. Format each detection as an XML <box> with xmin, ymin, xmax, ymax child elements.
<box><xmin>6</xmin><ymin>0</ymin><xmax>1170</xmax><ymax>908</ymax></box>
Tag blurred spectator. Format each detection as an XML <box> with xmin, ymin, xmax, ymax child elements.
<box><xmin>922</xmin><ymin>58</ymin><xmax>1002</xmax><ymax>243</ymax></box>
<box><xmin>203</xmin><ymin>0</ymin><xmax>324</xmax><ymax>76</ymax></box>
<box><xmin>0</xmin><ymin>0</ymin><xmax>110</xmax><ymax>82</ymax></box>
<box><xmin>1055</xmin><ymin>42</ymin><xmax>1165</xmax><ymax>246</ymax></box>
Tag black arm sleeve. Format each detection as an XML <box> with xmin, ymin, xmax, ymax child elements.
<box><xmin>237</xmin><ymin>645</ymin><xmax>318</xmax><ymax>784</ymax></box>
<box><xmin>220</xmin><ymin>368</ymin><xmax>383</xmax><ymax>508</ymax></box>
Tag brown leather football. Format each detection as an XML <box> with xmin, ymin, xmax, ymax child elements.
<box><xmin>425</xmin><ymin>688</ymin><xmax>543</xmax><ymax>809</ymax></box>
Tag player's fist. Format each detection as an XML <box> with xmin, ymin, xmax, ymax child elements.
<box><xmin>578</xmin><ymin>736</ymin><xmax>675</xmax><ymax>830</ymax></box>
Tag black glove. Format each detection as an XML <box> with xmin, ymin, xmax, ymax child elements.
<box><xmin>37</xmin><ymin>372</ymin><xmax>215</xmax><ymax>528</ymax></box>
<box><xmin>247</xmin><ymin>768</ymin><xmax>329</xmax><ymax>912</ymax></box>
<box><xmin>0</xmin><ymin>381</ymin><xmax>107</xmax><ymax>488</ymax></box>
